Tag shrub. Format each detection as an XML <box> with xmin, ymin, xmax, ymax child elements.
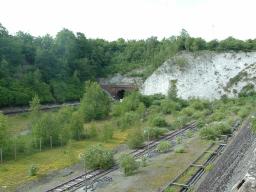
<box><xmin>29</xmin><ymin>164</ymin><xmax>39</xmax><ymax>176</ymax></box>
<box><xmin>84</xmin><ymin>144</ymin><xmax>114</xmax><ymax>170</ymax></box>
<box><xmin>238</xmin><ymin>107</ymin><xmax>250</xmax><ymax>118</ymax></box>
<box><xmin>205</xmin><ymin>163</ymin><xmax>214</xmax><ymax>172</ymax></box>
<box><xmin>119</xmin><ymin>154</ymin><xmax>139</xmax><ymax>176</ymax></box>
<box><xmin>252</xmin><ymin>117</ymin><xmax>256</xmax><ymax>133</ymax></box>
<box><xmin>80</xmin><ymin>81</ymin><xmax>111</xmax><ymax>122</ymax></box>
<box><xmin>200</xmin><ymin>122</ymin><xmax>231</xmax><ymax>140</ymax></box>
<box><xmin>99</xmin><ymin>126</ymin><xmax>113</xmax><ymax>142</ymax></box>
<box><xmin>175</xmin><ymin>145</ymin><xmax>186</xmax><ymax>153</ymax></box>
<box><xmin>181</xmin><ymin>107</ymin><xmax>194</xmax><ymax>116</ymax></box>
<box><xmin>127</xmin><ymin>129</ymin><xmax>144</xmax><ymax>149</ymax></box>
<box><xmin>160</xmin><ymin>99</ymin><xmax>180</xmax><ymax>114</ymax></box>
<box><xmin>150</xmin><ymin>116</ymin><xmax>168</xmax><ymax>127</ymax></box>
<box><xmin>144</xmin><ymin>127</ymin><xmax>168</xmax><ymax>140</ymax></box>
<box><xmin>116</xmin><ymin>111</ymin><xmax>140</xmax><ymax>130</ymax></box>
<box><xmin>156</xmin><ymin>141</ymin><xmax>171</xmax><ymax>153</ymax></box>
<box><xmin>112</xmin><ymin>92</ymin><xmax>142</xmax><ymax>116</ymax></box>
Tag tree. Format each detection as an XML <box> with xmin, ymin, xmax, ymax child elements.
<box><xmin>168</xmin><ymin>80</ymin><xmax>178</xmax><ymax>100</ymax></box>
<box><xmin>69</xmin><ymin>111</ymin><xmax>84</xmax><ymax>140</ymax></box>
<box><xmin>83</xmin><ymin>144</ymin><xmax>114</xmax><ymax>170</ymax></box>
<box><xmin>127</xmin><ymin>128</ymin><xmax>144</xmax><ymax>149</ymax></box>
<box><xmin>0</xmin><ymin>113</ymin><xmax>8</xmax><ymax>148</ymax></box>
<box><xmin>156</xmin><ymin>141</ymin><xmax>171</xmax><ymax>153</ymax></box>
<box><xmin>29</xmin><ymin>95</ymin><xmax>41</xmax><ymax>126</ymax></box>
<box><xmin>80</xmin><ymin>81</ymin><xmax>111</xmax><ymax>122</ymax></box>
<box><xmin>119</xmin><ymin>154</ymin><xmax>139</xmax><ymax>176</ymax></box>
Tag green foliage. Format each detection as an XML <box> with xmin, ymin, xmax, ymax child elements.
<box><xmin>1</xmin><ymin>24</ymin><xmax>256</xmax><ymax>108</ymax></box>
<box><xmin>84</xmin><ymin>144</ymin><xmax>114</xmax><ymax>170</ymax></box>
<box><xmin>175</xmin><ymin>56</ymin><xmax>188</xmax><ymax>71</ymax></box>
<box><xmin>200</xmin><ymin>122</ymin><xmax>231</xmax><ymax>140</ymax></box>
<box><xmin>156</xmin><ymin>141</ymin><xmax>171</xmax><ymax>153</ymax></box>
<box><xmin>175</xmin><ymin>145</ymin><xmax>186</xmax><ymax>153</ymax></box>
<box><xmin>205</xmin><ymin>163</ymin><xmax>214</xmax><ymax>172</ymax></box>
<box><xmin>116</xmin><ymin>111</ymin><xmax>140</xmax><ymax>130</ymax></box>
<box><xmin>238</xmin><ymin>84</ymin><xmax>256</xmax><ymax>97</ymax></box>
<box><xmin>160</xmin><ymin>99</ymin><xmax>180</xmax><ymax>114</ymax></box>
<box><xmin>150</xmin><ymin>116</ymin><xmax>168</xmax><ymax>127</ymax></box>
<box><xmin>29</xmin><ymin>164</ymin><xmax>39</xmax><ymax>176</ymax></box>
<box><xmin>127</xmin><ymin>129</ymin><xmax>144</xmax><ymax>149</ymax></box>
<box><xmin>168</xmin><ymin>80</ymin><xmax>178</xmax><ymax>100</ymax></box>
<box><xmin>99</xmin><ymin>125</ymin><xmax>113</xmax><ymax>142</ymax></box>
<box><xmin>119</xmin><ymin>154</ymin><xmax>139</xmax><ymax>176</ymax></box>
<box><xmin>252</xmin><ymin>117</ymin><xmax>256</xmax><ymax>133</ymax></box>
<box><xmin>112</xmin><ymin>92</ymin><xmax>142</xmax><ymax>117</ymax></box>
<box><xmin>69</xmin><ymin>111</ymin><xmax>84</xmax><ymax>140</ymax></box>
<box><xmin>0</xmin><ymin>113</ymin><xmax>8</xmax><ymax>148</ymax></box>
<box><xmin>144</xmin><ymin>127</ymin><xmax>168</xmax><ymax>140</ymax></box>
<box><xmin>80</xmin><ymin>81</ymin><xmax>111</xmax><ymax>122</ymax></box>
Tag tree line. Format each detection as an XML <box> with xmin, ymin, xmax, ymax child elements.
<box><xmin>1</xmin><ymin>24</ymin><xmax>256</xmax><ymax>107</ymax></box>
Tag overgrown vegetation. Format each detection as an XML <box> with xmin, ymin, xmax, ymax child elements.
<box><xmin>83</xmin><ymin>144</ymin><xmax>114</xmax><ymax>170</ymax></box>
<box><xmin>119</xmin><ymin>153</ymin><xmax>139</xmax><ymax>176</ymax></box>
<box><xmin>2</xmin><ymin>24</ymin><xmax>256</xmax><ymax>107</ymax></box>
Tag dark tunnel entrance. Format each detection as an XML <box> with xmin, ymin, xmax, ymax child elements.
<box><xmin>116</xmin><ymin>89</ymin><xmax>125</xmax><ymax>100</ymax></box>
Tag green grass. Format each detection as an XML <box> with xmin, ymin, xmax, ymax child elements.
<box><xmin>0</xmin><ymin>122</ymin><xmax>128</xmax><ymax>191</ymax></box>
<box><xmin>7</xmin><ymin>114</ymin><xmax>30</xmax><ymax>135</ymax></box>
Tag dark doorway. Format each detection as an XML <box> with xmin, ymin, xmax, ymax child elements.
<box><xmin>116</xmin><ymin>89</ymin><xmax>125</xmax><ymax>100</ymax></box>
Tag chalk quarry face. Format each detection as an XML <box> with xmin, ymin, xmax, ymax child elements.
<box><xmin>141</xmin><ymin>51</ymin><xmax>256</xmax><ymax>100</ymax></box>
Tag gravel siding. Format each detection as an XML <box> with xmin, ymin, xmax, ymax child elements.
<box><xmin>197</xmin><ymin>122</ymin><xmax>255</xmax><ymax>192</ymax></box>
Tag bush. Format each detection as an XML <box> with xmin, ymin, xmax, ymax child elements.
<box><xmin>112</xmin><ymin>92</ymin><xmax>142</xmax><ymax>116</ymax></box>
<box><xmin>252</xmin><ymin>117</ymin><xmax>256</xmax><ymax>133</ymax></box>
<box><xmin>181</xmin><ymin>107</ymin><xmax>194</xmax><ymax>117</ymax></box>
<box><xmin>119</xmin><ymin>154</ymin><xmax>139</xmax><ymax>176</ymax></box>
<box><xmin>80</xmin><ymin>81</ymin><xmax>111</xmax><ymax>122</ymax></box>
<box><xmin>99</xmin><ymin>126</ymin><xmax>114</xmax><ymax>142</ymax></box>
<box><xmin>238</xmin><ymin>107</ymin><xmax>250</xmax><ymax>118</ymax></box>
<box><xmin>150</xmin><ymin>116</ymin><xmax>168</xmax><ymax>127</ymax></box>
<box><xmin>127</xmin><ymin>129</ymin><xmax>144</xmax><ymax>149</ymax></box>
<box><xmin>84</xmin><ymin>144</ymin><xmax>114</xmax><ymax>170</ymax></box>
<box><xmin>160</xmin><ymin>99</ymin><xmax>180</xmax><ymax>114</ymax></box>
<box><xmin>144</xmin><ymin>127</ymin><xmax>168</xmax><ymax>140</ymax></box>
<box><xmin>156</xmin><ymin>141</ymin><xmax>171</xmax><ymax>153</ymax></box>
<box><xmin>29</xmin><ymin>164</ymin><xmax>39</xmax><ymax>176</ymax></box>
<box><xmin>175</xmin><ymin>145</ymin><xmax>186</xmax><ymax>153</ymax></box>
<box><xmin>116</xmin><ymin>111</ymin><xmax>140</xmax><ymax>130</ymax></box>
<box><xmin>200</xmin><ymin>122</ymin><xmax>231</xmax><ymax>140</ymax></box>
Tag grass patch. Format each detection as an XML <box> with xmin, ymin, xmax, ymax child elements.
<box><xmin>0</xmin><ymin>127</ymin><xmax>128</xmax><ymax>191</ymax></box>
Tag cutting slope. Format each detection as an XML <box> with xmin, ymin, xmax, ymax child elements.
<box><xmin>141</xmin><ymin>51</ymin><xmax>256</xmax><ymax>99</ymax></box>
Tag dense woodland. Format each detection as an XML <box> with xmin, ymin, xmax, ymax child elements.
<box><xmin>1</xmin><ymin>23</ymin><xmax>256</xmax><ymax>107</ymax></box>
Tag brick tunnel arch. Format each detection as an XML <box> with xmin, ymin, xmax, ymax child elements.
<box><xmin>116</xmin><ymin>89</ymin><xmax>125</xmax><ymax>100</ymax></box>
<box><xmin>100</xmin><ymin>84</ymin><xmax>137</xmax><ymax>100</ymax></box>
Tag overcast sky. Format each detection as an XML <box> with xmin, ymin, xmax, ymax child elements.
<box><xmin>1</xmin><ymin>0</ymin><xmax>256</xmax><ymax>41</ymax></box>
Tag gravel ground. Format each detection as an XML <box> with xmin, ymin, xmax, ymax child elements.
<box><xmin>75</xmin><ymin>135</ymin><xmax>210</xmax><ymax>192</ymax></box>
<box><xmin>197</xmin><ymin>121</ymin><xmax>256</xmax><ymax>192</ymax></box>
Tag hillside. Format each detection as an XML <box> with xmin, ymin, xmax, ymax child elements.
<box><xmin>141</xmin><ymin>51</ymin><xmax>256</xmax><ymax>99</ymax></box>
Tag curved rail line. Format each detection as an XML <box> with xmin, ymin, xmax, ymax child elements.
<box><xmin>46</xmin><ymin>122</ymin><xmax>197</xmax><ymax>192</ymax></box>
<box><xmin>160</xmin><ymin>120</ymin><xmax>241</xmax><ymax>192</ymax></box>
<box><xmin>0</xmin><ymin>102</ymin><xmax>80</xmax><ymax>115</ymax></box>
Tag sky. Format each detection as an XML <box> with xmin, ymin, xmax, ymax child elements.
<box><xmin>0</xmin><ymin>0</ymin><xmax>256</xmax><ymax>41</ymax></box>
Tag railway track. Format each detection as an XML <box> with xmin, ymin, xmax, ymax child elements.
<box><xmin>1</xmin><ymin>102</ymin><xmax>80</xmax><ymax>115</ymax></box>
<box><xmin>160</xmin><ymin>143</ymin><xmax>226</xmax><ymax>192</ymax></box>
<box><xmin>46</xmin><ymin>122</ymin><xmax>196</xmax><ymax>192</ymax></box>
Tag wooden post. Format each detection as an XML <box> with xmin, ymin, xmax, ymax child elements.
<box><xmin>39</xmin><ymin>138</ymin><xmax>42</xmax><ymax>152</ymax></box>
<box><xmin>0</xmin><ymin>148</ymin><xmax>2</xmax><ymax>163</ymax></box>
<box><xmin>50</xmin><ymin>136</ymin><xmax>52</xmax><ymax>149</ymax></box>
<box><xmin>14</xmin><ymin>139</ymin><xmax>17</xmax><ymax>160</ymax></box>
<box><xmin>60</xmin><ymin>136</ymin><xmax>62</xmax><ymax>147</ymax></box>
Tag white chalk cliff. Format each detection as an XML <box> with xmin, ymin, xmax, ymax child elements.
<box><xmin>141</xmin><ymin>51</ymin><xmax>256</xmax><ymax>100</ymax></box>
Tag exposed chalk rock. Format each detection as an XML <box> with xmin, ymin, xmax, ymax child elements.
<box><xmin>141</xmin><ymin>51</ymin><xmax>256</xmax><ymax>100</ymax></box>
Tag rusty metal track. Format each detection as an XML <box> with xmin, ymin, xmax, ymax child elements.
<box><xmin>46</xmin><ymin>122</ymin><xmax>196</xmax><ymax>192</ymax></box>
